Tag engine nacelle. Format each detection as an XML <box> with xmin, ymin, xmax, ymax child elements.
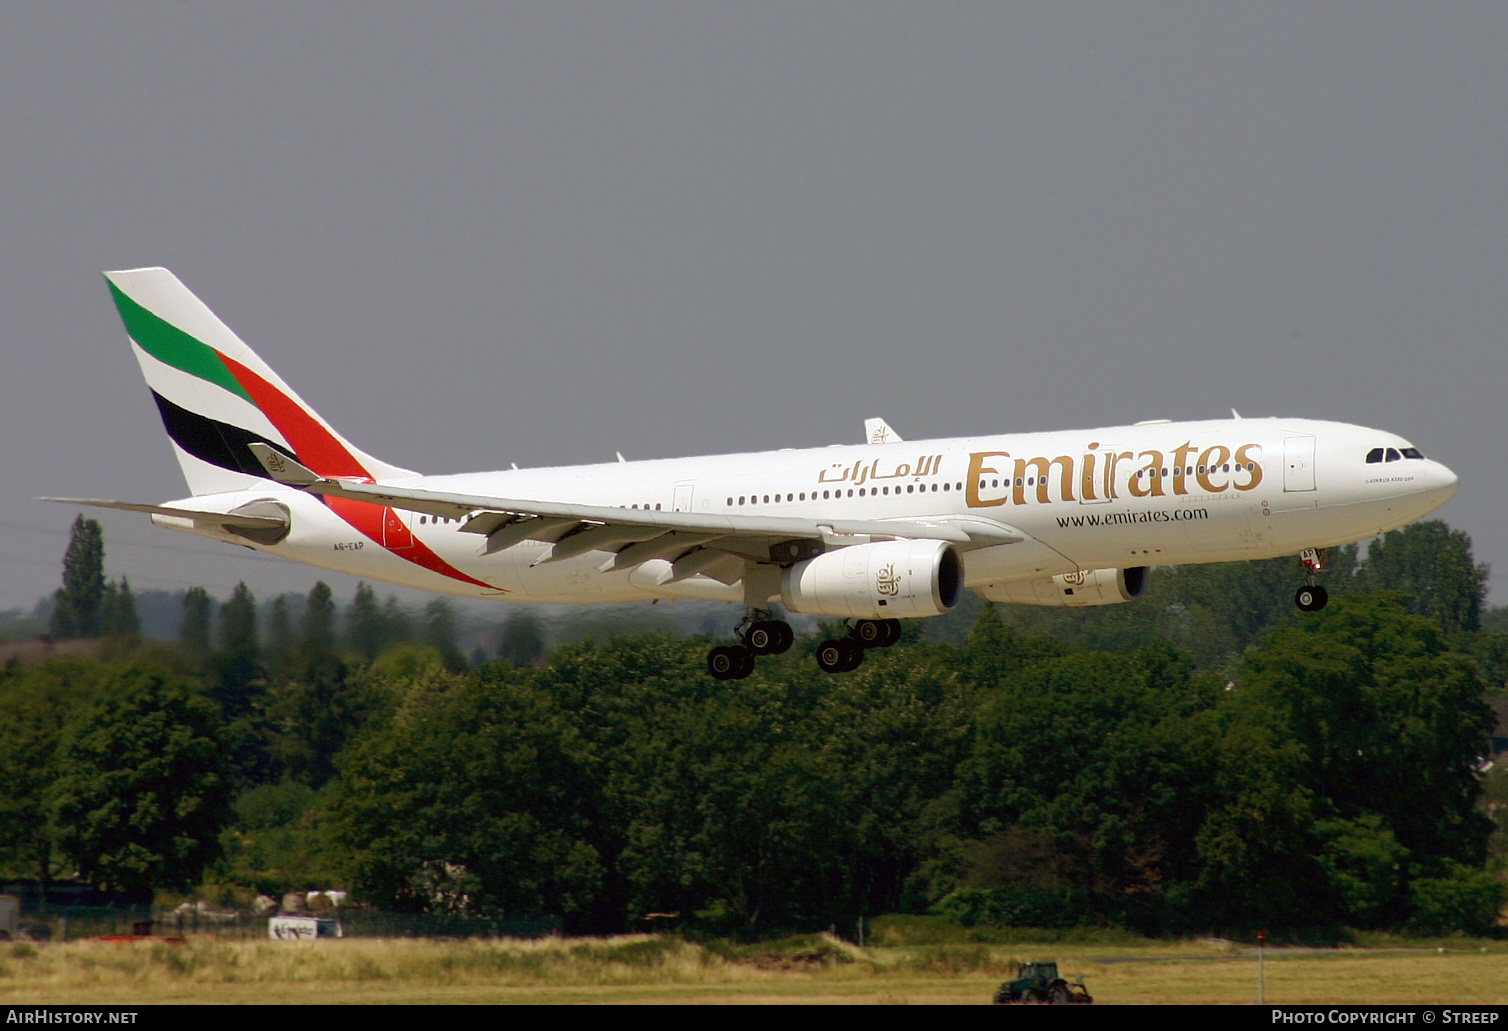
<box><xmin>976</xmin><ymin>566</ymin><xmax>1149</xmax><ymax>607</ymax></box>
<box><xmin>781</xmin><ymin>539</ymin><xmax>962</xmax><ymax>620</ymax></box>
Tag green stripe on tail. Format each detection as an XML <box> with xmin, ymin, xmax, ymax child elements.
<box><xmin>107</xmin><ymin>281</ymin><xmax>252</xmax><ymax>403</ymax></box>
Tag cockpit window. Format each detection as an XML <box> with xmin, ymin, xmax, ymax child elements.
<box><xmin>1368</xmin><ymin>445</ymin><xmax>1425</xmax><ymax>464</ymax></box>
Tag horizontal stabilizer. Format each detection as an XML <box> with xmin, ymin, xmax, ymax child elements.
<box><xmin>40</xmin><ymin>497</ymin><xmax>288</xmax><ymax>529</ymax></box>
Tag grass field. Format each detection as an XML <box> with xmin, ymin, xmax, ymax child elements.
<box><xmin>2</xmin><ymin>934</ymin><xmax>1505</xmax><ymax>1005</ymax></box>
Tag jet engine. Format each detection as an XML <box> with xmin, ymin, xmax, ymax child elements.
<box><xmin>977</xmin><ymin>566</ymin><xmax>1149</xmax><ymax>607</ymax></box>
<box><xmin>780</xmin><ymin>539</ymin><xmax>961</xmax><ymax>619</ymax></box>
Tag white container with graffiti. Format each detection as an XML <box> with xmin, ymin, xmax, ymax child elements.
<box><xmin>268</xmin><ymin>915</ymin><xmax>343</xmax><ymax>940</ymax></box>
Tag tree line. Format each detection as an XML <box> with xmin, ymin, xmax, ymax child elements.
<box><xmin>1</xmin><ymin>515</ymin><xmax>1502</xmax><ymax>936</ymax></box>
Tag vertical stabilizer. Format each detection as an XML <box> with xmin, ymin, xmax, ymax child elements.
<box><xmin>105</xmin><ymin>268</ymin><xmax>414</xmax><ymax>496</ymax></box>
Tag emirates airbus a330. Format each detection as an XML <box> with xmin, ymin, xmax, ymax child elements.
<box><xmin>51</xmin><ymin>268</ymin><xmax>1459</xmax><ymax>678</ymax></box>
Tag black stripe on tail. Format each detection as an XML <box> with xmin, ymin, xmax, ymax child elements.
<box><xmin>151</xmin><ymin>391</ymin><xmax>299</xmax><ymax>481</ymax></box>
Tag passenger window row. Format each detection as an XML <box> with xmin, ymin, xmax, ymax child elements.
<box><xmin>727</xmin><ymin>482</ymin><xmax>966</xmax><ymax>506</ymax></box>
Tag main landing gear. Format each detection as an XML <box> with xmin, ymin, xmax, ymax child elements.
<box><xmin>815</xmin><ymin>618</ymin><xmax>902</xmax><ymax>675</ymax></box>
<box><xmin>706</xmin><ymin>611</ymin><xmax>795</xmax><ymax>681</ymax></box>
<box><xmin>705</xmin><ymin>615</ymin><xmax>904</xmax><ymax>679</ymax></box>
<box><xmin>1295</xmin><ymin>548</ymin><xmax>1329</xmax><ymax>612</ymax></box>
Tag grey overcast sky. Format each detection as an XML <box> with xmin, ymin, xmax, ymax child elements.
<box><xmin>3</xmin><ymin>3</ymin><xmax>1506</xmax><ymax>612</ymax></box>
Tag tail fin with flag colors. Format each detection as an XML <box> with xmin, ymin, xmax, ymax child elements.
<box><xmin>104</xmin><ymin>267</ymin><xmax>415</xmax><ymax>496</ymax></box>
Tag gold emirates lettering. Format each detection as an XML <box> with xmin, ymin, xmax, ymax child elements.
<box><xmin>964</xmin><ymin>442</ymin><xmax>1264</xmax><ymax>508</ymax></box>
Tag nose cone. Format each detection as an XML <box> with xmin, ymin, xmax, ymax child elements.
<box><xmin>1420</xmin><ymin>459</ymin><xmax>1459</xmax><ymax>512</ymax></box>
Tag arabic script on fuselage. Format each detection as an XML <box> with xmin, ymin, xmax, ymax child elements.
<box><xmin>811</xmin><ymin>442</ymin><xmax>1266</xmax><ymax>507</ymax></box>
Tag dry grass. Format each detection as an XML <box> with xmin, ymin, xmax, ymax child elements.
<box><xmin>1</xmin><ymin>935</ymin><xmax>1505</xmax><ymax>1005</ymax></box>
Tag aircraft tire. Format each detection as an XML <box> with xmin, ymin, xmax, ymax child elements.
<box><xmin>1295</xmin><ymin>585</ymin><xmax>1329</xmax><ymax>612</ymax></box>
<box><xmin>747</xmin><ymin>620</ymin><xmax>793</xmax><ymax>655</ymax></box>
<box><xmin>708</xmin><ymin>645</ymin><xmax>745</xmax><ymax>680</ymax></box>
<box><xmin>854</xmin><ymin>619</ymin><xmax>886</xmax><ymax>648</ymax></box>
<box><xmin>817</xmin><ymin>638</ymin><xmax>860</xmax><ymax>674</ymax></box>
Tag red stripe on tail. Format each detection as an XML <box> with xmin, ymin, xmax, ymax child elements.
<box><xmin>218</xmin><ymin>354</ymin><xmax>504</xmax><ymax>592</ymax></box>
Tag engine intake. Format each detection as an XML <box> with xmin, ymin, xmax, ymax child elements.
<box><xmin>781</xmin><ymin>539</ymin><xmax>961</xmax><ymax>619</ymax></box>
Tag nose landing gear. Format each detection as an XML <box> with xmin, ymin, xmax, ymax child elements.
<box><xmin>1295</xmin><ymin>548</ymin><xmax>1329</xmax><ymax>612</ymax></box>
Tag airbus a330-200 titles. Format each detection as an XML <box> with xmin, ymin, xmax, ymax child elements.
<box><xmin>48</xmin><ymin>268</ymin><xmax>1459</xmax><ymax>679</ymax></box>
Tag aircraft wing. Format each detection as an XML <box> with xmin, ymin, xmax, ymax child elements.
<box><xmin>247</xmin><ymin>444</ymin><xmax>1022</xmax><ymax>570</ymax></box>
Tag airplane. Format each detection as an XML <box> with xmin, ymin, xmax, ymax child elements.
<box><xmin>48</xmin><ymin>267</ymin><xmax>1460</xmax><ymax>679</ymax></box>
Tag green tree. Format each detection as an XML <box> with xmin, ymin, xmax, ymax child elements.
<box><xmin>1241</xmin><ymin>597</ymin><xmax>1493</xmax><ymax>865</ymax></box>
<box><xmin>180</xmin><ymin>587</ymin><xmax>214</xmax><ymax>666</ymax></box>
<box><xmin>344</xmin><ymin>583</ymin><xmax>384</xmax><ymax>661</ymax></box>
<box><xmin>497</xmin><ymin>610</ymin><xmax>546</xmax><ymax>666</ymax></box>
<box><xmin>329</xmin><ymin>664</ymin><xmax>602</xmax><ymax>923</ymax></box>
<box><xmin>50</xmin><ymin>515</ymin><xmax>105</xmax><ymax>639</ymax></box>
<box><xmin>534</xmin><ymin>634</ymin><xmax>978</xmax><ymax>933</ymax></box>
<box><xmin>1351</xmin><ymin>521</ymin><xmax>1487</xmax><ymax>634</ymax></box>
<box><xmin>963</xmin><ymin>603</ymin><xmax>1063</xmax><ymax>687</ymax></box>
<box><xmin>218</xmin><ymin>780</ymin><xmax>335</xmax><ymax>892</ymax></box>
<box><xmin>1205</xmin><ymin>595</ymin><xmax>1497</xmax><ymax>930</ymax></box>
<box><xmin>381</xmin><ymin>596</ymin><xmax>412</xmax><ymax>648</ymax></box>
<box><xmin>264</xmin><ymin>585</ymin><xmax>361</xmax><ymax>787</ymax></box>
<box><xmin>97</xmin><ymin>577</ymin><xmax>140</xmax><ymax>637</ymax></box>
<box><xmin>958</xmin><ymin>642</ymin><xmax>1219</xmax><ymax>930</ymax></box>
<box><xmin>0</xmin><ymin>659</ymin><xmax>100</xmax><ymax>886</ymax></box>
<box><xmin>263</xmin><ymin>594</ymin><xmax>293</xmax><ymax>678</ymax></box>
<box><xmin>47</xmin><ymin>664</ymin><xmax>232</xmax><ymax>901</ymax></box>
<box><xmin>299</xmin><ymin>582</ymin><xmax>337</xmax><ymax>661</ymax></box>
<box><xmin>422</xmin><ymin>599</ymin><xmax>466</xmax><ymax>671</ymax></box>
<box><xmin>1313</xmin><ymin>815</ymin><xmax>1409</xmax><ymax>928</ymax></box>
<box><xmin>215</xmin><ymin>583</ymin><xmax>262</xmax><ymax>717</ymax></box>
<box><xmin>265</xmin><ymin>651</ymin><xmax>361</xmax><ymax>788</ymax></box>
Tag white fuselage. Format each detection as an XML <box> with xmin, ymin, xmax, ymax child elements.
<box><xmin>156</xmin><ymin>416</ymin><xmax>1458</xmax><ymax>605</ymax></box>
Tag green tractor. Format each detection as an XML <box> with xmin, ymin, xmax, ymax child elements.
<box><xmin>992</xmin><ymin>961</ymin><xmax>1093</xmax><ymax>1005</ymax></box>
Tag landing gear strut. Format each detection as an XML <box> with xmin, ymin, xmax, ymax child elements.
<box><xmin>816</xmin><ymin>618</ymin><xmax>902</xmax><ymax>675</ymax></box>
<box><xmin>706</xmin><ymin>610</ymin><xmax>794</xmax><ymax>681</ymax></box>
<box><xmin>1295</xmin><ymin>548</ymin><xmax>1329</xmax><ymax>612</ymax></box>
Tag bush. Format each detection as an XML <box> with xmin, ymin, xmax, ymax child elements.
<box><xmin>1406</xmin><ymin>863</ymin><xmax>1506</xmax><ymax>937</ymax></box>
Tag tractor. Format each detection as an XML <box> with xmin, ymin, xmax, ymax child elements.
<box><xmin>992</xmin><ymin>961</ymin><xmax>1093</xmax><ymax>1004</ymax></box>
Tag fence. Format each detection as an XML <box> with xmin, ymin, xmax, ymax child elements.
<box><xmin>11</xmin><ymin>905</ymin><xmax>561</xmax><ymax>942</ymax></box>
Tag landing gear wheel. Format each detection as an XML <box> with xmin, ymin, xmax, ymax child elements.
<box><xmin>854</xmin><ymin>618</ymin><xmax>902</xmax><ymax>648</ymax></box>
<box><xmin>746</xmin><ymin>620</ymin><xmax>793</xmax><ymax>655</ymax></box>
<box><xmin>708</xmin><ymin>645</ymin><xmax>753</xmax><ymax>680</ymax></box>
<box><xmin>816</xmin><ymin>638</ymin><xmax>863</xmax><ymax>674</ymax></box>
<box><xmin>1295</xmin><ymin>585</ymin><xmax>1329</xmax><ymax>612</ymax></box>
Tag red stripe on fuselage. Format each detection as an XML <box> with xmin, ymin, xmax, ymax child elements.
<box><xmin>217</xmin><ymin>355</ymin><xmax>503</xmax><ymax>592</ymax></box>
<box><xmin>326</xmin><ymin>496</ymin><xmax>502</xmax><ymax>592</ymax></box>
